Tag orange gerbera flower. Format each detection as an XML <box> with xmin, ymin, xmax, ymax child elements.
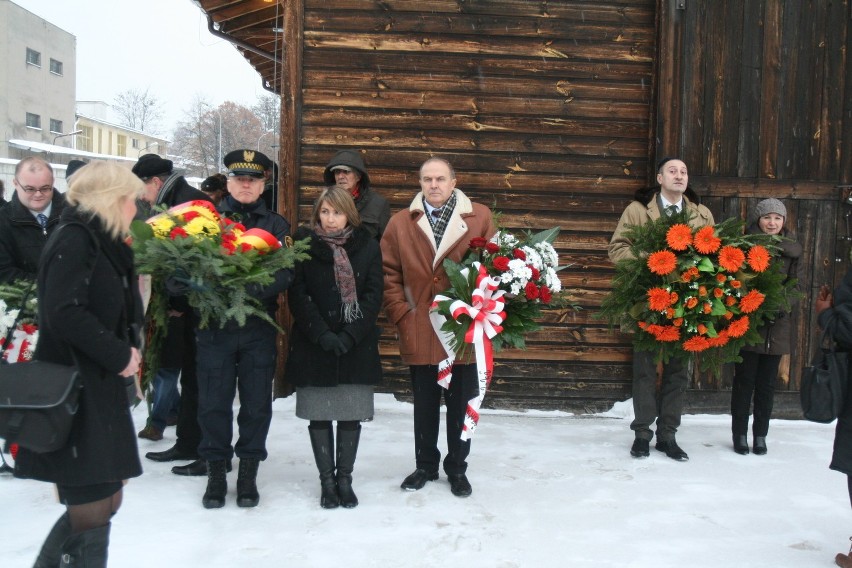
<box><xmin>718</xmin><ymin>245</ymin><xmax>746</xmax><ymax>272</ymax></box>
<box><xmin>707</xmin><ymin>331</ymin><xmax>729</xmax><ymax>347</ymax></box>
<box><xmin>657</xmin><ymin>326</ymin><xmax>681</xmax><ymax>342</ymax></box>
<box><xmin>680</xmin><ymin>267</ymin><xmax>700</xmax><ymax>283</ymax></box>
<box><xmin>713</xmin><ymin>287</ymin><xmax>724</xmax><ymax>298</ymax></box>
<box><xmin>747</xmin><ymin>245</ymin><xmax>771</xmax><ymax>272</ymax></box>
<box><xmin>648</xmin><ymin>287</ymin><xmax>674</xmax><ymax>311</ymax></box>
<box><xmin>683</xmin><ymin>336</ymin><xmax>711</xmax><ymax>352</ymax></box>
<box><xmin>739</xmin><ymin>289</ymin><xmax>765</xmax><ymax>313</ymax></box>
<box><xmin>685</xmin><ymin>297</ymin><xmax>699</xmax><ymax>309</ymax></box>
<box><xmin>647</xmin><ymin>250</ymin><xmax>677</xmax><ymax>275</ymax></box>
<box><xmin>666</xmin><ymin>224</ymin><xmax>693</xmax><ymax>251</ymax></box>
<box><xmin>693</xmin><ymin>226</ymin><xmax>721</xmax><ymax>254</ymax></box>
<box><xmin>726</xmin><ymin>316</ymin><xmax>750</xmax><ymax>338</ymax></box>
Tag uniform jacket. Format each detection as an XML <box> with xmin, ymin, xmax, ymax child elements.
<box><xmin>323</xmin><ymin>150</ymin><xmax>391</xmax><ymax>240</ymax></box>
<box><xmin>285</xmin><ymin>225</ymin><xmax>383</xmax><ymax>387</ymax></box>
<box><xmin>381</xmin><ymin>189</ymin><xmax>496</xmax><ymax>365</ymax></box>
<box><xmin>15</xmin><ymin>207</ymin><xmax>144</xmax><ymax>486</ymax></box>
<box><xmin>741</xmin><ymin>224</ymin><xmax>803</xmax><ymax>355</ymax></box>
<box><xmin>817</xmin><ymin>267</ymin><xmax>852</xmax><ymax>476</ymax></box>
<box><xmin>0</xmin><ymin>190</ymin><xmax>67</xmax><ymax>283</ymax></box>
<box><xmin>608</xmin><ymin>191</ymin><xmax>715</xmax><ymax>263</ymax></box>
<box><xmin>217</xmin><ymin>195</ymin><xmax>294</xmax><ymax>319</ymax></box>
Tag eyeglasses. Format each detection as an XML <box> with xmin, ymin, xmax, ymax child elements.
<box><xmin>14</xmin><ymin>178</ymin><xmax>54</xmax><ymax>195</ymax></box>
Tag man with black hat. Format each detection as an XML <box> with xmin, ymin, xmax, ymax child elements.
<box><xmin>323</xmin><ymin>150</ymin><xmax>390</xmax><ymax>240</ymax></box>
<box><xmin>132</xmin><ymin>153</ymin><xmax>214</xmax><ymax>476</ymax></box>
<box><xmin>64</xmin><ymin>159</ymin><xmax>87</xmax><ymax>181</ymax></box>
<box><xmin>200</xmin><ymin>173</ymin><xmax>227</xmax><ymax>206</ymax></box>
<box><xmin>195</xmin><ymin>149</ymin><xmax>294</xmax><ymax>509</ymax></box>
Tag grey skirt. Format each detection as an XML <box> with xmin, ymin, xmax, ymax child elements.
<box><xmin>296</xmin><ymin>384</ymin><xmax>374</xmax><ymax>421</ymax></box>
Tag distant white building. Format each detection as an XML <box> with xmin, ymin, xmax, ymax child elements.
<box><xmin>76</xmin><ymin>101</ymin><xmax>168</xmax><ymax>159</ymax></box>
<box><xmin>0</xmin><ymin>0</ymin><xmax>77</xmax><ymax>159</ymax></box>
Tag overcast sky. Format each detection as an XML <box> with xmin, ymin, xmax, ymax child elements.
<box><xmin>12</xmin><ymin>0</ymin><xmax>270</xmax><ymax>135</ymax></box>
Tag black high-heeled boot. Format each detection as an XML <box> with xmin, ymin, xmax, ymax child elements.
<box><xmin>733</xmin><ymin>435</ymin><xmax>749</xmax><ymax>455</ymax></box>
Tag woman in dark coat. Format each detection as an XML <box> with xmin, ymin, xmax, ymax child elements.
<box><xmin>285</xmin><ymin>186</ymin><xmax>383</xmax><ymax>509</ymax></box>
<box><xmin>15</xmin><ymin>161</ymin><xmax>144</xmax><ymax>566</ymax></box>
<box><xmin>816</xmin><ymin>267</ymin><xmax>852</xmax><ymax>567</ymax></box>
<box><xmin>730</xmin><ymin>198</ymin><xmax>803</xmax><ymax>455</ymax></box>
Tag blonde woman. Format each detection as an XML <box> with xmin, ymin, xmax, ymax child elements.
<box><xmin>15</xmin><ymin>161</ymin><xmax>144</xmax><ymax>566</ymax></box>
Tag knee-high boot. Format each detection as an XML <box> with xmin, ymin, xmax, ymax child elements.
<box><xmin>59</xmin><ymin>523</ymin><xmax>110</xmax><ymax>567</ymax></box>
<box><xmin>33</xmin><ymin>512</ymin><xmax>71</xmax><ymax>567</ymax></box>
<box><xmin>308</xmin><ymin>425</ymin><xmax>339</xmax><ymax>509</ymax></box>
<box><xmin>336</xmin><ymin>423</ymin><xmax>361</xmax><ymax>509</ymax></box>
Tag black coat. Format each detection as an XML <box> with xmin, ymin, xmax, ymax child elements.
<box><xmin>15</xmin><ymin>208</ymin><xmax>144</xmax><ymax>486</ymax></box>
<box><xmin>819</xmin><ymin>268</ymin><xmax>852</xmax><ymax>476</ymax></box>
<box><xmin>217</xmin><ymin>195</ymin><xmax>294</xmax><ymax>320</ymax></box>
<box><xmin>742</xmin><ymin>226</ymin><xmax>803</xmax><ymax>355</ymax></box>
<box><xmin>0</xmin><ymin>190</ymin><xmax>67</xmax><ymax>283</ymax></box>
<box><xmin>322</xmin><ymin>150</ymin><xmax>390</xmax><ymax>240</ymax></box>
<box><xmin>285</xmin><ymin>226</ymin><xmax>383</xmax><ymax>387</ymax></box>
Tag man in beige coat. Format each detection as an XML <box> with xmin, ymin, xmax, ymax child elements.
<box><xmin>381</xmin><ymin>157</ymin><xmax>496</xmax><ymax>497</ymax></box>
<box><xmin>608</xmin><ymin>157</ymin><xmax>714</xmax><ymax>461</ymax></box>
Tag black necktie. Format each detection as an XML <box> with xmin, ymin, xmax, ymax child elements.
<box><xmin>665</xmin><ymin>205</ymin><xmax>677</xmax><ymax>217</ymax></box>
<box><xmin>431</xmin><ymin>208</ymin><xmax>442</xmax><ymax>218</ymax></box>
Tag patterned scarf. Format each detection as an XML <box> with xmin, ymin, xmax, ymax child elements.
<box><xmin>314</xmin><ymin>224</ymin><xmax>361</xmax><ymax>323</ymax></box>
<box><xmin>425</xmin><ymin>191</ymin><xmax>456</xmax><ymax>248</ymax></box>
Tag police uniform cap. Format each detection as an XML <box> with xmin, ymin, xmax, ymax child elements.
<box><xmin>224</xmin><ymin>149</ymin><xmax>271</xmax><ymax>178</ymax></box>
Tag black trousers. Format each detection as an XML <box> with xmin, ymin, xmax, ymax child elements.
<box><xmin>630</xmin><ymin>349</ymin><xmax>689</xmax><ymax>442</ymax></box>
<box><xmin>174</xmin><ymin>313</ymin><xmax>201</xmax><ymax>455</ymax></box>
<box><xmin>731</xmin><ymin>351</ymin><xmax>781</xmax><ymax>437</ymax></box>
<box><xmin>409</xmin><ymin>364</ymin><xmax>477</xmax><ymax>476</ymax></box>
<box><xmin>196</xmin><ymin>319</ymin><xmax>276</xmax><ymax>462</ymax></box>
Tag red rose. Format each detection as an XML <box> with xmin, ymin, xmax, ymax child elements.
<box><xmin>540</xmin><ymin>285</ymin><xmax>552</xmax><ymax>304</ymax></box>
<box><xmin>169</xmin><ymin>227</ymin><xmax>188</xmax><ymax>240</ymax></box>
<box><xmin>182</xmin><ymin>211</ymin><xmax>200</xmax><ymax>222</ymax></box>
<box><xmin>529</xmin><ymin>266</ymin><xmax>540</xmax><ymax>280</ymax></box>
<box><xmin>525</xmin><ymin>282</ymin><xmax>540</xmax><ymax>300</ymax></box>
<box><xmin>513</xmin><ymin>248</ymin><xmax>526</xmax><ymax>260</ymax></box>
<box><xmin>485</xmin><ymin>242</ymin><xmax>500</xmax><ymax>254</ymax></box>
<box><xmin>469</xmin><ymin>237</ymin><xmax>488</xmax><ymax>249</ymax></box>
<box><xmin>492</xmin><ymin>256</ymin><xmax>510</xmax><ymax>271</ymax></box>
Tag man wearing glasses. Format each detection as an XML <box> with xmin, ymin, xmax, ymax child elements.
<box><xmin>0</xmin><ymin>157</ymin><xmax>67</xmax><ymax>283</ymax></box>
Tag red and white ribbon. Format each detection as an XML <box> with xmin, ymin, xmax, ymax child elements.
<box><xmin>430</xmin><ymin>262</ymin><xmax>506</xmax><ymax>440</ymax></box>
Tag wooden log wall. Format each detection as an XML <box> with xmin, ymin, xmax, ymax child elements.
<box><xmin>291</xmin><ymin>0</ymin><xmax>657</xmax><ymax>411</ymax></box>
<box><xmin>654</xmin><ymin>0</ymin><xmax>852</xmax><ymax>400</ymax></box>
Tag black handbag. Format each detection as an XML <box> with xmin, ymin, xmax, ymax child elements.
<box><xmin>801</xmin><ymin>327</ymin><xmax>849</xmax><ymax>424</ymax></box>
<box><xmin>0</xmin><ymin>360</ymin><xmax>81</xmax><ymax>453</ymax></box>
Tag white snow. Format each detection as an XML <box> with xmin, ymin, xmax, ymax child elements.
<box><xmin>0</xmin><ymin>394</ymin><xmax>847</xmax><ymax>567</ymax></box>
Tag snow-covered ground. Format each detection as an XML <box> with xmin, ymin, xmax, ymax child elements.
<box><xmin>0</xmin><ymin>394</ymin><xmax>846</xmax><ymax>567</ymax></box>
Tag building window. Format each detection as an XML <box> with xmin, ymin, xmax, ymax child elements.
<box><xmin>78</xmin><ymin>126</ymin><xmax>93</xmax><ymax>152</ymax></box>
<box><xmin>49</xmin><ymin>59</ymin><xmax>63</xmax><ymax>76</ymax></box>
<box><xmin>117</xmin><ymin>134</ymin><xmax>127</xmax><ymax>157</ymax></box>
<box><xmin>131</xmin><ymin>138</ymin><xmax>139</xmax><ymax>149</ymax></box>
<box><xmin>26</xmin><ymin>112</ymin><xmax>41</xmax><ymax>129</ymax></box>
<box><xmin>49</xmin><ymin>119</ymin><xmax>63</xmax><ymax>134</ymax></box>
<box><xmin>26</xmin><ymin>48</ymin><xmax>41</xmax><ymax>67</ymax></box>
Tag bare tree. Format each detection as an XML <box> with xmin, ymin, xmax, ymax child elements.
<box><xmin>170</xmin><ymin>98</ymin><xmax>267</xmax><ymax>178</ymax></box>
<box><xmin>112</xmin><ymin>87</ymin><xmax>164</xmax><ymax>133</ymax></box>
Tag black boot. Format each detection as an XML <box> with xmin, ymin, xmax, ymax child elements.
<box><xmin>202</xmin><ymin>460</ymin><xmax>228</xmax><ymax>509</ymax></box>
<box><xmin>753</xmin><ymin>436</ymin><xmax>768</xmax><ymax>455</ymax></box>
<box><xmin>33</xmin><ymin>512</ymin><xmax>71</xmax><ymax>567</ymax></box>
<box><xmin>336</xmin><ymin>424</ymin><xmax>361</xmax><ymax>509</ymax></box>
<box><xmin>59</xmin><ymin>523</ymin><xmax>110</xmax><ymax>567</ymax></box>
<box><xmin>236</xmin><ymin>458</ymin><xmax>260</xmax><ymax>508</ymax></box>
<box><xmin>308</xmin><ymin>425</ymin><xmax>339</xmax><ymax>509</ymax></box>
<box><xmin>733</xmin><ymin>435</ymin><xmax>749</xmax><ymax>455</ymax></box>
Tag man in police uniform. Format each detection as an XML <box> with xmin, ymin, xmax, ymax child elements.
<box><xmin>196</xmin><ymin>149</ymin><xmax>294</xmax><ymax>509</ymax></box>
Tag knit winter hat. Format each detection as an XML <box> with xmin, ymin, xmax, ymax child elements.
<box><xmin>754</xmin><ymin>198</ymin><xmax>787</xmax><ymax>220</ymax></box>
